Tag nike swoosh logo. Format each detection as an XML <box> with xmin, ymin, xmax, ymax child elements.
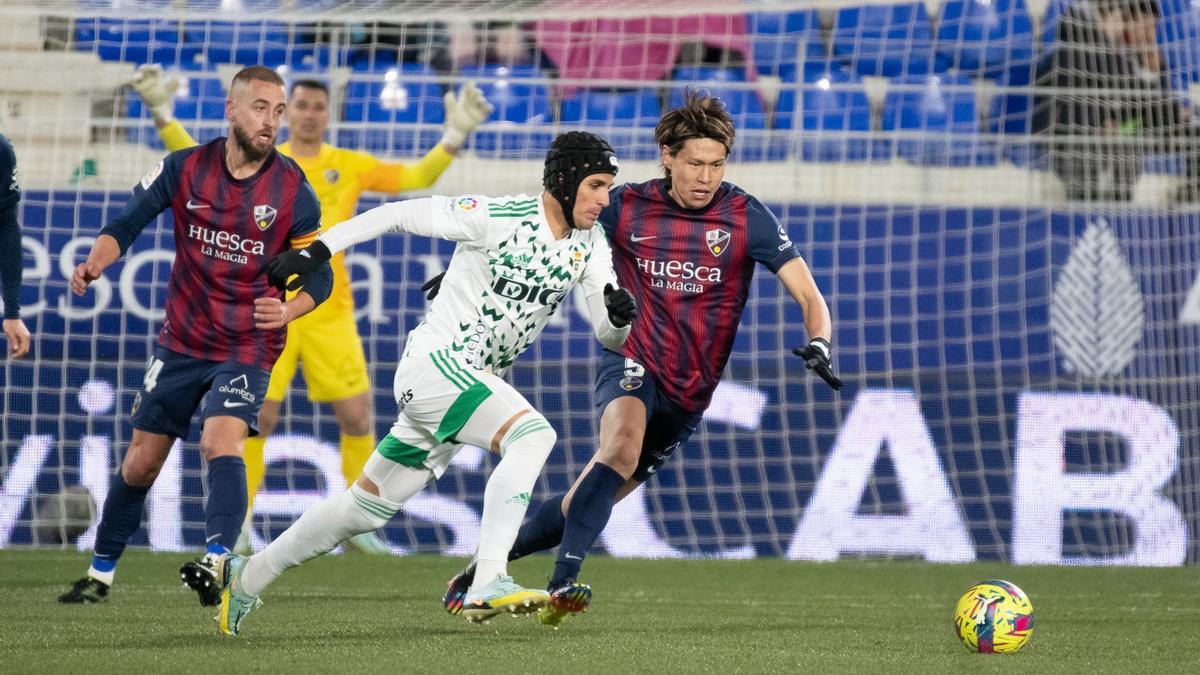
<box><xmin>564</xmin><ymin>553</ymin><xmax>582</xmax><ymax>560</ymax></box>
<box><xmin>223</xmin><ymin>400</ymin><xmax>248</xmax><ymax>408</ymax></box>
<box><xmin>630</xmin><ymin>234</ymin><xmax>656</xmax><ymax>243</ymax></box>
<box><xmin>206</xmin><ymin>534</ymin><xmax>221</xmax><ymax>543</ymax></box>
<box><xmin>186</xmin><ymin>200</ymin><xmax>210</xmax><ymax>210</ymax></box>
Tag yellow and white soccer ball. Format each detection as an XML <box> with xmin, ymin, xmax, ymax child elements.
<box><xmin>953</xmin><ymin>579</ymin><xmax>1034</xmax><ymax>654</ymax></box>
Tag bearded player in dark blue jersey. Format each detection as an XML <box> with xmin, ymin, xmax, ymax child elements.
<box><xmin>57</xmin><ymin>66</ymin><xmax>332</xmax><ymax>606</ymax></box>
<box><xmin>441</xmin><ymin>91</ymin><xmax>841</xmax><ymax>626</ymax></box>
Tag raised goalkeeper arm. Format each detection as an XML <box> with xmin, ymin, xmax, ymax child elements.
<box><xmin>129</xmin><ymin>65</ymin><xmax>197</xmax><ymax>151</ymax></box>
<box><xmin>361</xmin><ymin>82</ymin><xmax>494</xmax><ymax>194</ymax></box>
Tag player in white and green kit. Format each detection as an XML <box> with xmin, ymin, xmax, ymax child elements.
<box><xmin>210</xmin><ymin>132</ymin><xmax>638</xmax><ymax>636</ymax></box>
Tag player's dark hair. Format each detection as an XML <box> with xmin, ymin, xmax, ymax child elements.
<box><xmin>289</xmin><ymin>79</ymin><xmax>330</xmax><ymax>97</ymax></box>
<box><xmin>655</xmin><ymin>89</ymin><xmax>736</xmax><ymax>179</ymax></box>
<box><xmin>231</xmin><ymin>65</ymin><xmax>286</xmax><ymax>91</ymax></box>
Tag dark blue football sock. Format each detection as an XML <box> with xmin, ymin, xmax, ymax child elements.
<box><xmin>92</xmin><ymin>472</ymin><xmax>152</xmax><ymax>571</ymax></box>
<box><xmin>551</xmin><ymin>463</ymin><xmax>625</xmax><ymax>587</ymax></box>
<box><xmin>204</xmin><ymin>456</ymin><xmax>247</xmax><ymax>555</ymax></box>
<box><xmin>509</xmin><ymin>493</ymin><xmax>566</xmax><ymax>561</ymax></box>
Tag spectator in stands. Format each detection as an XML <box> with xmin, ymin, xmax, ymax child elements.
<box><xmin>431</xmin><ymin>20</ymin><xmax>538</xmax><ymax>74</ymax></box>
<box><xmin>1035</xmin><ymin>0</ymin><xmax>1198</xmax><ymax>202</ymax></box>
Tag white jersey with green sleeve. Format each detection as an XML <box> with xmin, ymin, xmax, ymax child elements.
<box><xmin>317</xmin><ymin>192</ymin><xmax>627</xmax><ymax>376</ymax></box>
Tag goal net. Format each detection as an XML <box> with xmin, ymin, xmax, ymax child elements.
<box><xmin>2</xmin><ymin>0</ymin><xmax>1198</xmax><ymax>565</ymax></box>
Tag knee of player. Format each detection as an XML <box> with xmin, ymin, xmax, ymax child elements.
<box><xmin>338</xmin><ymin>413</ymin><xmax>373</xmax><ymax>437</ymax></box>
<box><xmin>500</xmin><ymin>413</ymin><xmax>557</xmax><ymax>461</ymax></box>
<box><xmin>120</xmin><ymin>460</ymin><xmax>161</xmax><ymax>486</ymax></box>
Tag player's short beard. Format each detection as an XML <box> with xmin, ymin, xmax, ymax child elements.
<box><xmin>231</xmin><ymin>124</ymin><xmax>273</xmax><ymax>163</ymax></box>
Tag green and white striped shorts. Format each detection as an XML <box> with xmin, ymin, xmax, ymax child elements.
<box><xmin>375</xmin><ymin>349</ymin><xmax>535</xmax><ymax>477</ymax></box>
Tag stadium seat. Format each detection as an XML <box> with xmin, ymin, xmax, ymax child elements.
<box><xmin>1039</xmin><ymin>0</ymin><xmax>1069</xmax><ymax>63</ymax></box>
<box><xmin>559</xmin><ymin>88</ymin><xmax>661</xmax><ymax>126</ymax></box>
<box><xmin>670</xmin><ymin>67</ymin><xmax>767</xmax><ymax>130</ymax></box>
<box><xmin>75</xmin><ymin>17</ymin><xmax>187</xmax><ymax>66</ymax></box>
<box><xmin>458</xmin><ymin>64</ymin><xmax>552</xmax><ymax>159</ymax></box>
<box><xmin>881</xmin><ymin>73</ymin><xmax>994</xmax><ymax>166</ymax></box>
<box><xmin>935</xmin><ymin>0</ymin><xmax>1035</xmax><ymax>81</ymax></box>
<box><xmin>831</xmin><ymin>2</ymin><xmax>937</xmax><ymax>77</ymax></box>
<box><xmin>183</xmin><ymin>20</ymin><xmax>299</xmax><ymax>66</ymax></box>
<box><xmin>558</xmin><ymin>88</ymin><xmax>661</xmax><ymax>160</ymax></box>
<box><xmin>1160</xmin><ymin>0</ymin><xmax>1200</xmax><ymax>88</ymax></box>
<box><xmin>775</xmin><ymin>67</ymin><xmax>877</xmax><ymax>162</ymax></box>
<box><xmin>987</xmin><ymin>69</ymin><xmax>1044</xmax><ymax>168</ymax></box>
<box><xmin>183</xmin><ymin>0</ymin><xmax>282</xmax><ymax>10</ymax></box>
<box><xmin>747</xmin><ymin>10</ymin><xmax>826</xmax><ymax>78</ymax></box>
<box><xmin>339</xmin><ymin>64</ymin><xmax>445</xmax><ymax>155</ymax></box>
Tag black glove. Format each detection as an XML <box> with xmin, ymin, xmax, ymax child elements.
<box><xmin>421</xmin><ymin>271</ymin><xmax>446</xmax><ymax>301</ymax></box>
<box><xmin>266</xmin><ymin>240</ymin><xmax>331</xmax><ymax>292</ymax></box>
<box><xmin>604</xmin><ymin>283</ymin><xmax>637</xmax><ymax>328</ymax></box>
<box><xmin>793</xmin><ymin>337</ymin><xmax>842</xmax><ymax>391</ymax></box>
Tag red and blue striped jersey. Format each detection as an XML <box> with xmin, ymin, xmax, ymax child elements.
<box><xmin>600</xmin><ymin>179</ymin><xmax>800</xmax><ymax>413</ymax></box>
<box><xmin>100</xmin><ymin>138</ymin><xmax>322</xmax><ymax>370</ymax></box>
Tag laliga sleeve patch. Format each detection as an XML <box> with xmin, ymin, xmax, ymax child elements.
<box><xmin>454</xmin><ymin>197</ymin><xmax>480</xmax><ymax>212</ymax></box>
<box><xmin>140</xmin><ymin>160</ymin><xmax>164</xmax><ymax>190</ymax></box>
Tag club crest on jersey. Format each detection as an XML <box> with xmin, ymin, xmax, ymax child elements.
<box><xmin>323</xmin><ymin>168</ymin><xmax>340</xmax><ymax>185</ymax></box>
<box><xmin>254</xmin><ymin>204</ymin><xmax>278</xmax><ymax>231</ymax></box>
<box><xmin>706</xmin><ymin>229</ymin><xmax>731</xmax><ymax>257</ymax></box>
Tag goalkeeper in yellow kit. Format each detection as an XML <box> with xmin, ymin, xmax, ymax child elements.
<box><xmin>130</xmin><ymin>66</ymin><xmax>493</xmax><ymax>553</ymax></box>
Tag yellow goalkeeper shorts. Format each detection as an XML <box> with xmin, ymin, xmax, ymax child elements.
<box><xmin>266</xmin><ymin>310</ymin><xmax>370</xmax><ymax>403</ymax></box>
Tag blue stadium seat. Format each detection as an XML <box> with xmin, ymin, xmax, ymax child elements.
<box><xmin>831</xmin><ymin>2</ymin><xmax>937</xmax><ymax>77</ymax></box>
<box><xmin>348</xmin><ymin>47</ymin><xmax>400</xmax><ymax>72</ymax></box>
<box><xmin>183</xmin><ymin>20</ymin><xmax>298</xmax><ymax>66</ymax></box>
<box><xmin>1039</xmin><ymin>0</ymin><xmax>1070</xmax><ymax>62</ymax></box>
<box><xmin>775</xmin><ymin>67</ymin><xmax>877</xmax><ymax>162</ymax></box>
<box><xmin>559</xmin><ymin>89</ymin><xmax>661</xmax><ymax>160</ymax></box>
<box><xmin>670</xmin><ymin>67</ymin><xmax>767</xmax><ymax>130</ymax></box>
<box><xmin>75</xmin><ymin>17</ymin><xmax>187</xmax><ymax>65</ymax></box>
<box><xmin>458</xmin><ymin>65</ymin><xmax>552</xmax><ymax>159</ymax></box>
<box><xmin>127</xmin><ymin>66</ymin><xmax>227</xmax><ymax>149</ymax></box>
<box><xmin>559</xmin><ymin>88</ymin><xmax>660</xmax><ymax>126</ymax></box>
<box><xmin>987</xmin><ymin>69</ymin><xmax>1044</xmax><ymax>168</ymax></box>
<box><xmin>747</xmin><ymin>10</ymin><xmax>826</xmax><ymax>78</ymax></box>
<box><xmin>935</xmin><ymin>0</ymin><xmax>1035</xmax><ymax>80</ymax></box>
<box><xmin>339</xmin><ymin>64</ymin><xmax>445</xmax><ymax>155</ymax></box>
<box><xmin>1160</xmin><ymin>0</ymin><xmax>1200</xmax><ymax>88</ymax></box>
<box><xmin>881</xmin><ymin>73</ymin><xmax>994</xmax><ymax>166</ymax></box>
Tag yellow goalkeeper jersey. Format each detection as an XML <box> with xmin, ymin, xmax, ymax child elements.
<box><xmin>157</xmin><ymin>121</ymin><xmax>454</xmax><ymax>320</ymax></box>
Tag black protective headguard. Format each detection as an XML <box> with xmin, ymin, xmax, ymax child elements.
<box><xmin>543</xmin><ymin>131</ymin><xmax>619</xmax><ymax>228</ymax></box>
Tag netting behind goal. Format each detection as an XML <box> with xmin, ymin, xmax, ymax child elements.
<box><xmin>2</xmin><ymin>0</ymin><xmax>1199</xmax><ymax>565</ymax></box>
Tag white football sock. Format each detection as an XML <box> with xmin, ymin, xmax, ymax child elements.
<box><xmin>469</xmin><ymin>416</ymin><xmax>556</xmax><ymax>594</ymax></box>
<box><xmin>239</xmin><ymin>485</ymin><xmax>401</xmax><ymax>597</ymax></box>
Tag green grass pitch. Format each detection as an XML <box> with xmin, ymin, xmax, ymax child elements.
<box><xmin>3</xmin><ymin>550</ymin><xmax>1197</xmax><ymax>673</ymax></box>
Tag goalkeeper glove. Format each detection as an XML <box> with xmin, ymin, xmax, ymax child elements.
<box><xmin>604</xmin><ymin>283</ymin><xmax>638</xmax><ymax>328</ymax></box>
<box><xmin>420</xmin><ymin>271</ymin><xmax>446</xmax><ymax>300</ymax></box>
<box><xmin>129</xmin><ymin>65</ymin><xmax>180</xmax><ymax>124</ymax></box>
<box><xmin>792</xmin><ymin>337</ymin><xmax>842</xmax><ymax>391</ymax></box>
<box><xmin>440</xmin><ymin>82</ymin><xmax>494</xmax><ymax>149</ymax></box>
<box><xmin>266</xmin><ymin>240</ymin><xmax>332</xmax><ymax>292</ymax></box>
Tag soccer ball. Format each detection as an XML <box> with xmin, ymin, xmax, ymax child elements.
<box><xmin>953</xmin><ymin>579</ymin><xmax>1034</xmax><ymax>653</ymax></box>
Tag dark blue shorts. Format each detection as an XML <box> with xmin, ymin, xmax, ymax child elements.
<box><xmin>130</xmin><ymin>345</ymin><xmax>270</xmax><ymax>440</ymax></box>
<box><xmin>594</xmin><ymin>350</ymin><xmax>703</xmax><ymax>482</ymax></box>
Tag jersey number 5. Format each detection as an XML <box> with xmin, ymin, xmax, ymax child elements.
<box><xmin>623</xmin><ymin>359</ymin><xmax>645</xmax><ymax>378</ymax></box>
